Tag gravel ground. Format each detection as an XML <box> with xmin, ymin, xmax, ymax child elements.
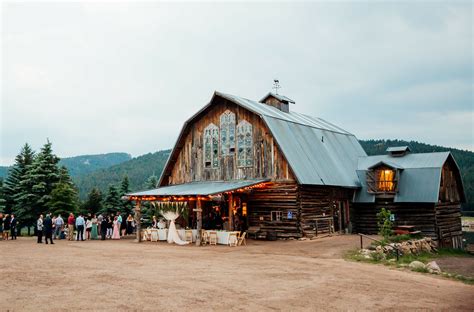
<box><xmin>0</xmin><ymin>235</ymin><xmax>473</xmax><ymax>311</ymax></box>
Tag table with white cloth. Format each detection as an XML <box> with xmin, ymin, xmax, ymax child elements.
<box><xmin>204</xmin><ymin>230</ymin><xmax>238</xmax><ymax>245</ymax></box>
<box><xmin>177</xmin><ymin>229</ymin><xmax>198</xmax><ymax>242</ymax></box>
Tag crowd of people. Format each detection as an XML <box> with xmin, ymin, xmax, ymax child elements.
<box><xmin>35</xmin><ymin>212</ymin><xmax>136</xmax><ymax>243</ymax></box>
<box><xmin>0</xmin><ymin>213</ymin><xmax>18</xmax><ymax>240</ymax></box>
<box><xmin>0</xmin><ymin>211</ymin><xmax>136</xmax><ymax>243</ymax></box>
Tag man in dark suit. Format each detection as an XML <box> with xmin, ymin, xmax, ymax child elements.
<box><xmin>100</xmin><ymin>217</ymin><xmax>108</xmax><ymax>240</ymax></box>
<box><xmin>10</xmin><ymin>214</ymin><xmax>17</xmax><ymax>240</ymax></box>
<box><xmin>43</xmin><ymin>213</ymin><xmax>54</xmax><ymax>244</ymax></box>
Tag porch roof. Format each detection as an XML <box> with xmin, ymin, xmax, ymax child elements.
<box><xmin>127</xmin><ymin>179</ymin><xmax>269</xmax><ymax>197</ymax></box>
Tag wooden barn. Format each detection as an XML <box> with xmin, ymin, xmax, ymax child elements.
<box><xmin>353</xmin><ymin>146</ymin><xmax>466</xmax><ymax>248</ymax></box>
<box><xmin>127</xmin><ymin>91</ymin><xmax>465</xmax><ymax>247</ymax></box>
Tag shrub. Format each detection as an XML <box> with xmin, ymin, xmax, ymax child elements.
<box><xmin>377</xmin><ymin>208</ymin><xmax>393</xmax><ymax>240</ymax></box>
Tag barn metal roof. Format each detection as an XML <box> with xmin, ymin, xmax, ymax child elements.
<box><xmin>354</xmin><ymin>152</ymin><xmax>465</xmax><ymax>203</ymax></box>
<box><xmin>158</xmin><ymin>91</ymin><xmax>367</xmax><ymax>188</ymax></box>
<box><xmin>128</xmin><ymin>179</ymin><xmax>269</xmax><ymax>197</ymax></box>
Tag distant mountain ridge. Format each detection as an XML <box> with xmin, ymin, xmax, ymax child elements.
<box><xmin>72</xmin><ymin>150</ymin><xmax>171</xmax><ymax>199</ymax></box>
<box><xmin>0</xmin><ymin>152</ymin><xmax>132</xmax><ymax>179</ymax></box>
<box><xmin>1</xmin><ymin>140</ymin><xmax>472</xmax><ymax>210</ymax></box>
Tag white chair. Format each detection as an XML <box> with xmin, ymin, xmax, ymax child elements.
<box><xmin>228</xmin><ymin>232</ymin><xmax>238</xmax><ymax>247</ymax></box>
<box><xmin>150</xmin><ymin>229</ymin><xmax>159</xmax><ymax>242</ymax></box>
<box><xmin>209</xmin><ymin>231</ymin><xmax>218</xmax><ymax>246</ymax></box>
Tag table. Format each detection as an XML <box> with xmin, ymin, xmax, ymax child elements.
<box><xmin>204</xmin><ymin>230</ymin><xmax>239</xmax><ymax>245</ymax></box>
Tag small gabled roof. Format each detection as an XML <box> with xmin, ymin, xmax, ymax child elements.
<box><xmin>386</xmin><ymin>146</ymin><xmax>411</xmax><ymax>153</ymax></box>
<box><xmin>159</xmin><ymin>91</ymin><xmax>367</xmax><ymax>187</ymax></box>
<box><xmin>260</xmin><ymin>92</ymin><xmax>295</xmax><ymax>104</ymax></box>
<box><xmin>354</xmin><ymin>152</ymin><xmax>466</xmax><ymax>203</ymax></box>
<box><xmin>367</xmin><ymin>160</ymin><xmax>404</xmax><ymax>170</ymax></box>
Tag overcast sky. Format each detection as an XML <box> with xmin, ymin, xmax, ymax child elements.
<box><xmin>1</xmin><ymin>1</ymin><xmax>472</xmax><ymax>166</ymax></box>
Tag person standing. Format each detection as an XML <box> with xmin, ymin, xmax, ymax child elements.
<box><xmin>126</xmin><ymin>214</ymin><xmax>134</xmax><ymax>235</ymax></box>
<box><xmin>10</xmin><ymin>214</ymin><xmax>17</xmax><ymax>240</ymax></box>
<box><xmin>0</xmin><ymin>213</ymin><xmax>3</xmax><ymax>240</ymax></box>
<box><xmin>43</xmin><ymin>214</ymin><xmax>54</xmax><ymax>244</ymax></box>
<box><xmin>2</xmin><ymin>214</ymin><xmax>9</xmax><ymax>240</ymax></box>
<box><xmin>37</xmin><ymin>214</ymin><xmax>44</xmax><ymax>243</ymax></box>
<box><xmin>53</xmin><ymin>214</ymin><xmax>64</xmax><ymax>240</ymax></box>
<box><xmin>85</xmin><ymin>217</ymin><xmax>92</xmax><ymax>240</ymax></box>
<box><xmin>112</xmin><ymin>216</ymin><xmax>120</xmax><ymax>240</ymax></box>
<box><xmin>97</xmin><ymin>214</ymin><xmax>103</xmax><ymax>237</ymax></box>
<box><xmin>106</xmin><ymin>216</ymin><xmax>113</xmax><ymax>239</ymax></box>
<box><xmin>91</xmin><ymin>214</ymin><xmax>98</xmax><ymax>240</ymax></box>
<box><xmin>67</xmin><ymin>213</ymin><xmax>75</xmax><ymax>241</ymax></box>
<box><xmin>100</xmin><ymin>216</ymin><xmax>107</xmax><ymax>240</ymax></box>
<box><xmin>76</xmin><ymin>214</ymin><xmax>85</xmax><ymax>241</ymax></box>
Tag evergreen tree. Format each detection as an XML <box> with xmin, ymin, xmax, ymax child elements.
<box><xmin>48</xmin><ymin>166</ymin><xmax>78</xmax><ymax>216</ymax></box>
<box><xmin>120</xmin><ymin>175</ymin><xmax>133</xmax><ymax>215</ymax></box>
<box><xmin>3</xmin><ymin>143</ymin><xmax>35</xmax><ymax>214</ymax></box>
<box><xmin>103</xmin><ymin>185</ymin><xmax>121</xmax><ymax>215</ymax></box>
<box><xmin>0</xmin><ymin>179</ymin><xmax>6</xmax><ymax>213</ymax></box>
<box><xmin>84</xmin><ymin>187</ymin><xmax>103</xmax><ymax>215</ymax></box>
<box><xmin>145</xmin><ymin>174</ymin><xmax>158</xmax><ymax>189</ymax></box>
<box><xmin>16</xmin><ymin>140</ymin><xmax>60</xmax><ymax>226</ymax></box>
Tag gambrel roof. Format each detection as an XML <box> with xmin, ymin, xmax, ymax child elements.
<box><xmin>158</xmin><ymin>91</ymin><xmax>367</xmax><ymax>187</ymax></box>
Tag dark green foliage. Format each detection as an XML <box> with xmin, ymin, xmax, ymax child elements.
<box><xmin>359</xmin><ymin>139</ymin><xmax>474</xmax><ymax>210</ymax></box>
<box><xmin>102</xmin><ymin>185</ymin><xmax>122</xmax><ymax>215</ymax></box>
<box><xmin>120</xmin><ymin>175</ymin><xmax>134</xmax><ymax>215</ymax></box>
<box><xmin>48</xmin><ymin>168</ymin><xmax>79</xmax><ymax>217</ymax></box>
<box><xmin>82</xmin><ymin>188</ymin><xmax>103</xmax><ymax>215</ymax></box>
<box><xmin>73</xmin><ymin>150</ymin><xmax>170</xmax><ymax>199</ymax></box>
<box><xmin>0</xmin><ymin>179</ymin><xmax>6</xmax><ymax>213</ymax></box>
<box><xmin>377</xmin><ymin>208</ymin><xmax>393</xmax><ymax>240</ymax></box>
<box><xmin>15</xmin><ymin>141</ymin><xmax>60</xmax><ymax>226</ymax></box>
<box><xmin>4</xmin><ymin>144</ymin><xmax>36</xmax><ymax>226</ymax></box>
<box><xmin>145</xmin><ymin>175</ymin><xmax>159</xmax><ymax>189</ymax></box>
<box><xmin>59</xmin><ymin>153</ymin><xmax>131</xmax><ymax>177</ymax></box>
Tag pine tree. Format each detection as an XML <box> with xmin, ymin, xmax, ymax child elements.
<box><xmin>145</xmin><ymin>175</ymin><xmax>158</xmax><ymax>189</ymax></box>
<box><xmin>103</xmin><ymin>185</ymin><xmax>121</xmax><ymax>215</ymax></box>
<box><xmin>3</xmin><ymin>143</ymin><xmax>35</xmax><ymax>214</ymax></box>
<box><xmin>84</xmin><ymin>187</ymin><xmax>103</xmax><ymax>215</ymax></box>
<box><xmin>16</xmin><ymin>140</ymin><xmax>60</xmax><ymax>226</ymax></box>
<box><xmin>0</xmin><ymin>179</ymin><xmax>6</xmax><ymax>213</ymax></box>
<box><xmin>120</xmin><ymin>175</ymin><xmax>133</xmax><ymax>215</ymax></box>
<box><xmin>48</xmin><ymin>166</ymin><xmax>78</xmax><ymax>216</ymax></box>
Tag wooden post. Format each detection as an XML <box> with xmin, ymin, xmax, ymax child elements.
<box><xmin>196</xmin><ymin>198</ymin><xmax>202</xmax><ymax>243</ymax></box>
<box><xmin>135</xmin><ymin>200</ymin><xmax>142</xmax><ymax>242</ymax></box>
<box><xmin>338</xmin><ymin>201</ymin><xmax>342</xmax><ymax>234</ymax></box>
<box><xmin>228</xmin><ymin>193</ymin><xmax>233</xmax><ymax>230</ymax></box>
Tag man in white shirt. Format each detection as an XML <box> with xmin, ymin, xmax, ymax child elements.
<box><xmin>53</xmin><ymin>214</ymin><xmax>64</xmax><ymax>240</ymax></box>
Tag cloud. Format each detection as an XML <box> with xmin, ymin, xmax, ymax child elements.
<box><xmin>1</xmin><ymin>1</ymin><xmax>472</xmax><ymax>165</ymax></box>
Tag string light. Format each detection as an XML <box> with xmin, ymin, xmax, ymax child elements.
<box><xmin>127</xmin><ymin>182</ymin><xmax>270</xmax><ymax>202</ymax></box>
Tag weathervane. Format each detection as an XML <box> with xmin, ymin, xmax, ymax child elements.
<box><xmin>272</xmin><ymin>79</ymin><xmax>281</xmax><ymax>94</ymax></box>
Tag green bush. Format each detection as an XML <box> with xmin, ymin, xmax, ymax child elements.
<box><xmin>377</xmin><ymin>208</ymin><xmax>393</xmax><ymax>240</ymax></box>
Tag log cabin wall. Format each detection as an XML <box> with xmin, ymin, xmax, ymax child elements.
<box><xmin>436</xmin><ymin>159</ymin><xmax>463</xmax><ymax>248</ymax></box>
<box><xmin>353</xmin><ymin>201</ymin><xmax>437</xmax><ymax>238</ymax></box>
<box><xmin>299</xmin><ymin>185</ymin><xmax>354</xmax><ymax>236</ymax></box>
<box><xmin>166</xmin><ymin>99</ymin><xmax>295</xmax><ymax>185</ymax></box>
<box><xmin>247</xmin><ymin>182</ymin><xmax>300</xmax><ymax>238</ymax></box>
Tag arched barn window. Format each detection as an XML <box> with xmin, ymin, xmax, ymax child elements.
<box><xmin>204</xmin><ymin>123</ymin><xmax>219</xmax><ymax>168</ymax></box>
<box><xmin>237</xmin><ymin>120</ymin><xmax>253</xmax><ymax>167</ymax></box>
<box><xmin>220</xmin><ymin>110</ymin><xmax>236</xmax><ymax>156</ymax></box>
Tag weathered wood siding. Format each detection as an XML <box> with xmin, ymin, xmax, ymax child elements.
<box><xmin>247</xmin><ymin>182</ymin><xmax>300</xmax><ymax>238</ymax></box>
<box><xmin>353</xmin><ymin>201</ymin><xmax>437</xmax><ymax>237</ymax></box>
<box><xmin>353</xmin><ymin>158</ymin><xmax>464</xmax><ymax>248</ymax></box>
<box><xmin>165</xmin><ymin>98</ymin><xmax>295</xmax><ymax>185</ymax></box>
<box><xmin>299</xmin><ymin>185</ymin><xmax>353</xmax><ymax>236</ymax></box>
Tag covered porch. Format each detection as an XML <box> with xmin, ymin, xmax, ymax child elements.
<box><xmin>125</xmin><ymin>179</ymin><xmax>269</xmax><ymax>243</ymax></box>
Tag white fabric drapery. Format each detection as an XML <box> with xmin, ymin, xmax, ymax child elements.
<box><xmin>162</xmin><ymin>211</ymin><xmax>189</xmax><ymax>245</ymax></box>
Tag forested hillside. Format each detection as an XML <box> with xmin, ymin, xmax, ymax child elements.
<box><xmin>73</xmin><ymin>150</ymin><xmax>171</xmax><ymax>199</ymax></box>
<box><xmin>0</xmin><ymin>152</ymin><xmax>131</xmax><ymax>178</ymax></box>
<box><xmin>360</xmin><ymin>139</ymin><xmax>474</xmax><ymax>210</ymax></box>
<box><xmin>59</xmin><ymin>152</ymin><xmax>131</xmax><ymax>176</ymax></box>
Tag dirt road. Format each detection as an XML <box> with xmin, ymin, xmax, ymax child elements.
<box><xmin>1</xmin><ymin>235</ymin><xmax>473</xmax><ymax>311</ymax></box>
